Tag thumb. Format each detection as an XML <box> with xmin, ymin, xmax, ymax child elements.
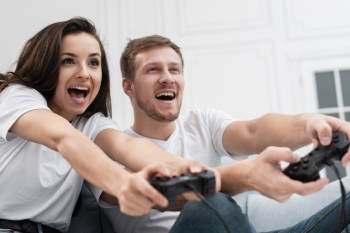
<box><xmin>264</xmin><ymin>147</ymin><xmax>300</xmax><ymax>164</ymax></box>
<box><xmin>189</xmin><ymin>161</ymin><xmax>202</xmax><ymax>174</ymax></box>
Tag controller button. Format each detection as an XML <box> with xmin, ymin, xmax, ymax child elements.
<box><xmin>309</xmin><ymin>152</ymin><xmax>313</xmax><ymax>156</ymax></box>
<box><xmin>180</xmin><ymin>174</ymin><xmax>185</xmax><ymax>177</ymax></box>
<box><xmin>334</xmin><ymin>135</ymin><xmax>339</xmax><ymax>139</ymax></box>
<box><xmin>292</xmin><ymin>165</ymin><xmax>299</xmax><ymax>171</ymax></box>
<box><xmin>302</xmin><ymin>158</ymin><xmax>309</xmax><ymax>163</ymax></box>
<box><xmin>302</xmin><ymin>164</ymin><xmax>308</xmax><ymax>169</ymax></box>
<box><xmin>334</xmin><ymin>138</ymin><xmax>339</xmax><ymax>143</ymax></box>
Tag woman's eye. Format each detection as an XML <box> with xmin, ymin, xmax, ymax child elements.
<box><xmin>90</xmin><ymin>60</ymin><xmax>99</xmax><ymax>66</ymax></box>
<box><xmin>62</xmin><ymin>58</ymin><xmax>74</xmax><ymax>64</ymax></box>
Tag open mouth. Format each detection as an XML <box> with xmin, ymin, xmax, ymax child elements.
<box><xmin>155</xmin><ymin>92</ymin><xmax>175</xmax><ymax>101</ymax></box>
<box><xmin>68</xmin><ymin>87</ymin><xmax>89</xmax><ymax>100</ymax></box>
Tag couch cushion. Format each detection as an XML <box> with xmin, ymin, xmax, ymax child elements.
<box><xmin>247</xmin><ymin>176</ymin><xmax>350</xmax><ymax>232</ymax></box>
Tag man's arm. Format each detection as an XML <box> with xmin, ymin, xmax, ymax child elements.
<box><xmin>222</xmin><ymin>113</ymin><xmax>314</xmax><ymax>156</ymax></box>
<box><xmin>223</xmin><ymin>113</ymin><xmax>350</xmax><ymax>164</ymax></box>
<box><xmin>218</xmin><ymin>113</ymin><xmax>350</xmax><ymax>201</ymax></box>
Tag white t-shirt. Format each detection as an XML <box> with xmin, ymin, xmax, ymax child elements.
<box><xmin>0</xmin><ymin>84</ymin><xmax>119</xmax><ymax>232</ymax></box>
<box><xmin>103</xmin><ymin>109</ymin><xmax>241</xmax><ymax>233</ymax></box>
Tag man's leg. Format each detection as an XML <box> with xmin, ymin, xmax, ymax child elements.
<box><xmin>169</xmin><ymin>192</ymin><xmax>256</xmax><ymax>233</ymax></box>
<box><xmin>265</xmin><ymin>191</ymin><xmax>350</xmax><ymax>233</ymax></box>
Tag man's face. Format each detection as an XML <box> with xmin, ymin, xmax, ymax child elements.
<box><xmin>131</xmin><ymin>46</ymin><xmax>184</xmax><ymax>122</ymax></box>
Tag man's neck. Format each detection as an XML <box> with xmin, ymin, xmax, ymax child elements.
<box><xmin>132</xmin><ymin>116</ymin><xmax>176</xmax><ymax>141</ymax></box>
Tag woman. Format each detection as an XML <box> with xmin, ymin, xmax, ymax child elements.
<box><xmin>0</xmin><ymin>17</ymin><xmax>219</xmax><ymax>233</ymax></box>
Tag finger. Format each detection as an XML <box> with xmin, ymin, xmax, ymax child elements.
<box><xmin>317</xmin><ymin>128</ymin><xmax>332</xmax><ymax>146</ymax></box>
<box><xmin>119</xmin><ymin>196</ymin><xmax>152</xmax><ymax>216</ymax></box>
<box><xmin>120</xmin><ymin>193</ymin><xmax>153</xmax><ymax>216</ymax></box>
<box><xmin>309</xmin><ymin>120</ymin><xmax>332</xmax><ymax>146</ymax></box>
<box><xmin>342</xmin><ymin>153</ymin><xmax>350</xmax><ymax>167</ymax></box>
<box><xmin>284</xmin><ymin>178</ymin><xmax>328</xmax><ymax>196</ymax></box>
<box><xmin>312</xmin><ymin>139</ymin><xmax>319</xmax><ymax>149</ymax></box>
<box><xmin>141</xmin><ymin>162</ymin><xmax>171</xmax><ymax>179</ymax></box>
<box><xmin>265</xmin><ymin>147</ymin><xmax>300</xmax><ymax>164</ymax></box>
<box><xmin>212</xmin><ymin>168</ymin><xmax>221</xmax><ymax>191</ymax></box>
<box><xmin>135</xmin><ymin>176</ymin><xmax>169</xmax><ymax>208</ymax></box>
<box><xmin>118</xmin><ymin>186</ymin><xmax>154</xmax><ymax>216</ymax></box>
<box><xmin>189</xmin><ymin>160</ymin><xmax>202</xmax><ymax>174</ymax></box>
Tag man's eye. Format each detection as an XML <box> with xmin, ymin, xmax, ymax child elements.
<box><xmin>90</xmin><ymin>60</ymin><xmax>99</xmax><ymax>66</ymax></box>
<box><xmin>62</xmin><ymin>58</ymin><xmax>74</xmax><ymax>64</ymax></box>
<box><xmin>171</xmin><ymin>68</ymin><xmax>181</xmax><ymax>73</ymax></box>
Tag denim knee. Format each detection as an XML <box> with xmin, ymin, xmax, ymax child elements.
<box><xmin>170</xmin><ymin>192</ymin><xmax>255</xmax><ymax>233</ymax></box>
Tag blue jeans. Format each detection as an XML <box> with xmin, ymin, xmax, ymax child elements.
<box><xmin>170</xmin><ymin>192</ymin><xmax>256</xmax><ymax>233</ymax></box>
<box><xmin>266</xmin><ymin>191</ymin><xmax>350</xmax><ymax>233</ymax></box>
<box><xmin>170</xmin><ymin>192</ymin><xmax>350</xmax><ymax>233</ymax></box>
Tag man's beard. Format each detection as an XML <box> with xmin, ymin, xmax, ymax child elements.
<box><xmin>136</xmin><ymin>97</ymin><xmax>181</xmax><ymax>122</ymax></box>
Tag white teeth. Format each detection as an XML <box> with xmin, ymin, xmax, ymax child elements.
<box><xmin>155</xmin><ymin>92</ymin><xmax>174</xmax><ymax>97</ymax></box>
<box><xmin>70</xmin><ymin>87</ymin><xmax>88</xmax><ymax>90</ymax></box>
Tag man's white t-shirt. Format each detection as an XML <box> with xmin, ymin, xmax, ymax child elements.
<box><xmin>0</xmin><ymin>84</ymin><xmax>119</xmax><ymax>232</ymax></box>
<box><xmin>103</xmin><ymin>109</ymin><xmax>241</xmax><ymax>233</ymax></box>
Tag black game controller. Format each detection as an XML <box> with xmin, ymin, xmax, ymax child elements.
<box><xmin>149</xmin><ymin>170</ymin><xmax>216</xmax><ymax>206</ymax></box>
<box><xmin>283</xmin><ymin>132</ymin><xmax>349</xmax><ymax>183</ymax></box>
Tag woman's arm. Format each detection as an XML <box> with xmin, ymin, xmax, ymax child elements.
<box><xmin>9</xmin><ymin>109</ymin><xmax>169</xmax><ymax>215</ymax></box>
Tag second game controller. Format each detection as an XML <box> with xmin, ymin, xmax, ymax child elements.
<box><xmin>283</xmin><ymin>132</ymin><xmax>349</xmax><ymax>182</ymax></box>
<box><xmin>149</xmin><ymin>170</ymin><xmax>216</xmax><ymax>206</ymax></box>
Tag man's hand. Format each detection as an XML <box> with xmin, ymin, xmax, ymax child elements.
<box><xmin>305</xmin><ymin>114</ymin><xmax>350</xmax><ymax>166</ymax></box>
<box><xmin>245</xmin><ymin>146</ymin><xmax>328</xmax><ymax>202</ymax></box>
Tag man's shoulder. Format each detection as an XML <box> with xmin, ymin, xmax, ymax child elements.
<box><xmin>177</xmin><ymin>109</ymin><xmax>227</xmax><ymax>121</ymax></box>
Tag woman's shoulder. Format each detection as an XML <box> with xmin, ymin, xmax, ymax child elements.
<box><xmin>2</xmin><ymin>83</ymin><xmax>38</xmax><ymax>95</ymax></box>
<box><xmin>1</xmin><ymin>84</ymin><xmax>48</xmax><ymax>106</ymax></box>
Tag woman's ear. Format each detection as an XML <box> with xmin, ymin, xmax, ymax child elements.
<box><xmin>122</xmin><ymin>78</ymin><xmax>134</xmax><ymax>98</ymax></box>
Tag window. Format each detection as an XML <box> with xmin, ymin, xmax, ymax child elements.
<box><xmin>314</xmin><ymin>69</ymin><xmax>350</xmax><ymax>181</ymax></box>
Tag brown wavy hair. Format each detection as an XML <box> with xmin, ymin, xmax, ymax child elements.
<box><xmin>0</xmin><ymin>17</ymin><xmax>112</xmax><ymax>117</ymax></box>
<box><xmin>120</xmin><ymin>34</ymin><xmax>184</xmax><ymax>81</ymax></box>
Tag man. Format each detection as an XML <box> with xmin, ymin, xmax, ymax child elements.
<box><xmin>103</xmin><ymin>35</ymin><xmax>350</xmax><ymax>232</ymax></box>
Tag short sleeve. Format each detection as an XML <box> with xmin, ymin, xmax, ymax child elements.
<box><xmin>196</xmin><ymin>109</ymin><xmax>241</xmax><ymax>158</ymax></box>
<box><xmin>0</xmin><ymin>85</ymin><xmax>50</xmax><ymax>141</ymax></box>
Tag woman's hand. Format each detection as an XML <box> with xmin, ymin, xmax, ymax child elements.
<box><xmin>114</xmin><ymin>163</ymin><xmax>171</xmax><ymax>216</ymax></box>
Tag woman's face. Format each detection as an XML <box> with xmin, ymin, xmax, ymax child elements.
<box><xmin>48</xmin><ymin>32</ymin><xmax>102</xmax><ymax>121</ymax></box>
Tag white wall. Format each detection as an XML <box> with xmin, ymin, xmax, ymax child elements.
<box><xmin>2</xmin><ymin>0</ymin><xmax>350</xmax><ymax>132</ymax></box>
